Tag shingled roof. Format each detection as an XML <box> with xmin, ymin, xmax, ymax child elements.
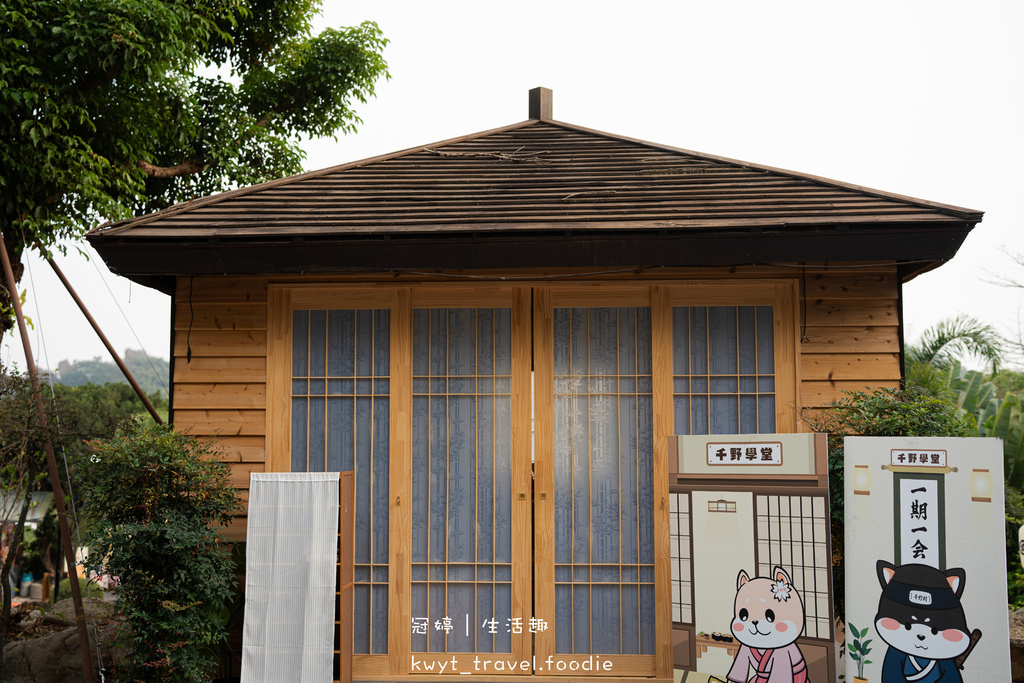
<box><xmin>88</xmin><ymin>88</ymin><xmax>982</xmax><ymax>294</ymax></box>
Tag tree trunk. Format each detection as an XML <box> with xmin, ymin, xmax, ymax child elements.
<box><xmin>0</xmin><ymin>246</ymin><xmax>23</xmax><ymax>337</ymax></box>
<box><xmin>0</xmin><ymin>490</ymin><xmax>33</xmax><ymax>680</ymax></box>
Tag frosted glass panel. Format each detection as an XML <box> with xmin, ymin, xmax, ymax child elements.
<box><xmin>673</xmin><ymin>306</ymin><xmax>775</xmax><ymax>434</ymax></box>
<box><xmin>411</xmin><ymin>308</ymin><xmax>514</xmax><ymax>653</ymax></box>
<box><xmin>552</xmin><ymin>307</ymin><xmax>655</xmax><ymax>655</ymax></box>
<box><xmin>291</xmin><ymin>308</ymin><xmax>390</xmax><ymax>655</ymax></box>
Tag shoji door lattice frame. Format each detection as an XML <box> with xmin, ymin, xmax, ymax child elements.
<box><xmin>267</xmin><ymin>279</ymin><xmax>799</xmax><ymax>681</ymax></box>
<box><xmin>406</xmin><ymin>286</ymin><xmax>533</xmax><ymax>674</ymax></box>
<box><xmin>666</xmin><ymin>280</ymin><xmax>799</xmax><ymax>436</ymax></box>
<box><xmin>268</xmin><ymin>284</ymin><xmax>532</xmax><ymax>678</ymax></box>
<box><xmin>268</xmin><ymin>285</ymin><xmax>410</xmax><ymax>678</ymax></box>
<box><xmin>533</xmin><ymin>285</ymin><xmax>670</xmax><ymax>678</ymax></box>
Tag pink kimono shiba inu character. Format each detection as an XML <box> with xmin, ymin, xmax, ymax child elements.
<box><xmin>727</xmin><ymin>566</ymin><xmax>809</xmax><ymax>683</ymax></box>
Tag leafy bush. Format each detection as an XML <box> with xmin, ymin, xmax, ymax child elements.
<box><xmin>989</xmin><ymin>368</ymin><xmax>1024</xmax><ymax>399</ymax></box>
<box><xmin>926</xmin><ymin>361</ymin><xmax>1024</xmax><ymax>605</ymax></box>
<box><xmin>810</xmin><ymin>386</ymin><xmax>972</xmax><ymax>440</ymax></box>
<box><xmin>51</xmin><ymin>381</ymin><xmax>168</xmax><ymax>431</ymax></box>
<box><xmin>1006</xmin><ymin>487</ymin><xmax>1024</xmax><ymax>610</ymax></box>
<box><xmin>52</xmin><ymin>576</ymin><xmax>104</xmax><ymax>604</ymax></box>
<box><xmin>1</xmin><ymin>366</ymin><xmax>149</xmax><ymax>669</ymax></box>
<box><xmin>1</xmin><ymin>370</ymin><xmax>163</xmax><ymax>620</ymax></box>
<box><xmin>76</xmin><ymin>425</ymin><xmax>239</xmax><ymax>682</ymax></box>
<box><xmin>56</xmin><ymin>351</ymin><xmax>170</xmax><ymax>399</ymax></box>
<box><xmin>804</xmin><ymin>387</ymin><xmax>972</xmax><ymax>619</ymax></box>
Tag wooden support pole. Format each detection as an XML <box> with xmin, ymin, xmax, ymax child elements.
<box><xmin>46</xmin><ymin>257</ymin><xmax>163</xmax><ymax>424</ymax></box>
<box><xmin>0</xmin><ymin>232</ymin><xmax>97</xmax><ymax>683</ymax></box>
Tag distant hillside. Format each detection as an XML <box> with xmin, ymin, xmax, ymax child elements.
<box><xmin>55</xmin><ymin>349</ymin><xmax>169</xmax><ymax>398</ymax></box>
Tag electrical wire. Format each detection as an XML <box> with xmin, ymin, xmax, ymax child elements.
<box><xmin>801</xmin><ymin>266</ymin><xmax>809</xmax><ymax>343</ymax></box>
<box><xmin>24</xmin><ymin>249</ymin><xmax>107</xmax><ymax>678</ymax></box>
<box><xmin>86</xmin><ymin>250</ymin><xmax>168</xmax><ymax>396</ymax></box>
<box><xmin>187</xmin><ymin>275</ymin><xmax>194</xmax><ymax>364</ymax></box>
<box><xmin>24</xmin><ymin>255</ymin><xmax>49</xmax><ymax>376</ymax></box>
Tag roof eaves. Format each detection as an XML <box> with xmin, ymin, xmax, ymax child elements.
<box><xmin>88</xmin><ymin>213</ymin><xmax>974</xmax><ymax>242</ymax></box>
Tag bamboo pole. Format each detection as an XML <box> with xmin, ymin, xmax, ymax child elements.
<box><xmin>46</xmin><ymin>257</ymin><xmax>163</xmax><ymax>424</ymax></box>
<box><xmin>0</xmin><ymin>232</ymin><xmax>97</xmax><ymax>683</ymax></box>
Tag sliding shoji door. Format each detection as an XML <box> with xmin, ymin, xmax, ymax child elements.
<box><xmin>406</xmin><ymin>287</ymin><xmax>533</xmax><ymax>674</ymax></box>
<box><xmin>533</xmin><ymin>286</ymin><xmax>673</xmax><ymax>678</ymax></box>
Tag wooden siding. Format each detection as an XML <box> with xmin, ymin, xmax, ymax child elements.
<box><xmin>799</xmin><ymin>267</ymin><xmax>902</xmax><ymax>410</ymax></box>
<box><xmin>172</xmin><ymin>267</ymin><xmax>901</xmax><ymax>540</ymax></box>
<box><xmin>173</xmin><ymin>277</ymin><xmax>269</xmax><ymax>541</ymax></box>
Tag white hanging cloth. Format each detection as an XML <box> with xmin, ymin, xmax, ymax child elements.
<box><xmin>241</xmin><ymin>472</ymin><xmax>339</xmax><ymax>683</ymax></box>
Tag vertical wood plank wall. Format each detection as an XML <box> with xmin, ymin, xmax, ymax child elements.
<box><xmin>171</xmin><ymin>266</ymin><xmax>902</xmax><ymax>540</ymax></box>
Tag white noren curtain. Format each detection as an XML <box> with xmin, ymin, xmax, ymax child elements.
<box><xmin>241</xmin><ymin>472</ymin><xmax>339</xmax><ymax>683</ymax></box>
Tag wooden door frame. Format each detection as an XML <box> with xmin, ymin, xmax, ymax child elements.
<box><xmin>267</xmin><ymin>279</ymin><xmax>800</xmax><ymax>680</ymax></box>
<box><xmin>268</xmin><ymin>284</ymin><xmax>408</xmax><ymax>677</ymax></box>
<box><xmin>402</xmin><ymin>286</ymin><xmax>534</xmax><ymax>674</ymax></box>
<box><xmin>268</xmin><ymin>283</ymin><xmax>533</xmax><ymax>677</ymax></box>
<box><xmin>532</xmin><ymin>285</ymin><xmax>664</xmax><ymax>678</ymax></box>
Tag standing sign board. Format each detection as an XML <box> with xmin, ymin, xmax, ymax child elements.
<box><xmin>668</xmin><ymin>433</ymin><xmax>836</xmax><ymax>683</ymax></box>
<box><xmin>844</xmin><ymin>437</ymin><xmax>1010</xmax><ymax>682</ymax></box>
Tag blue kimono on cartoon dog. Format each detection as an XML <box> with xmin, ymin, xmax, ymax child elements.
<box><xmin>873</xmin><ymin>560</ymin><xmax>981</xmax><ymax>683</ymax></box>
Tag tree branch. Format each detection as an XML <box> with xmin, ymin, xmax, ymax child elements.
<box><xmin>136</xmin><ymin>160</ymin><xmax>204</xmax><ymax>179</ymax></box>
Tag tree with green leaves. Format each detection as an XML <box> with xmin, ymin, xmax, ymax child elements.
<box><xmin>0</xmin><ymin>369</ymin><xmax>162</xmax><ymax>676</ymax></box>
<box><xmin>0</xmin><ymin>368</ymin><xmax>62</xmax><ymax>679</ymax></box>
<box><xmin>0</xmin><ymin>0</ymin><xmax>389</xmax><ymax>332</ymax></box>
<box><xmin>905</xmin><ymin>315</ymin><xmax>1004</xmax><ymax>398</ymax></box>
<box><xmin>906</xmin><ymin>314</ymin><xmax>1003</xmax><ymax>372</ymax></box>
<box><xmin>56</xmin><ymin>350</ymin><xmax>170</xmax><ymax>400</ymax></box>
<box><xmin>76</xmin><ymin>425</ymin><xmax>240</xmax><ymax>682</ymax></box>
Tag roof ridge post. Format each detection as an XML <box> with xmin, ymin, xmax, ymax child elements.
<box><xmin>529</xmin><ymin>87</ymin><xmax>553</xmax><ymax>121</ymax></box>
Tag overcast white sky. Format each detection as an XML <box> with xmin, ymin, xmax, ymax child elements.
<box><xmin>3</xmin><ymin>0</ymin><xmax>1023</xmax><ymax>379</ymax></box>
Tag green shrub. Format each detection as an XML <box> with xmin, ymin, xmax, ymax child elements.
<box><xmin>76</xmin><ymin>425</ymin><xmax>239</xmax><ymax>682</ymax></box>
<box><xmin>51</xmin><ymin>576</ymin><xmax>104</xmax><ymax>604</ymax></box>
<box><xmin>1006</xmin><ymin>487</ymin><xmax>1024</xmax><ymax>610</ymax></box>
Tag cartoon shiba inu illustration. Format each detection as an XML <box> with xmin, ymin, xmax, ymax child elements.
<box><xmin>727</xmin><ymin>566</ymin><xmax>809</xmax><ymax>683</ymax></box>
<box><xmin>873</xmin><ymin>560</ymin><xmax>981</xmax><ymax>683</ymax></box>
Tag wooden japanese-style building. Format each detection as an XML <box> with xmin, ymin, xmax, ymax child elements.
<box><xmin>87</xmin><ymin>88</ymin><xmax>982</xmax><ymax>683</ymax></box>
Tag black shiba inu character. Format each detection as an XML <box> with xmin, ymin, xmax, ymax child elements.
<box><xmin>873</xmin><ymin>560</ymin><xmax>981</xmax><ymax>683</ymax></box>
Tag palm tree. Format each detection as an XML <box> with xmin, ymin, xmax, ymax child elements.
<box><xmin>906</xmin><ymin>314</ymin><xmax>1003</xmax><ymax>372</ymax></box>
<box><xmin>905</xmin><ymin>315</ymin><xmax>1003</xmax><ymax>397</ymax></box>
